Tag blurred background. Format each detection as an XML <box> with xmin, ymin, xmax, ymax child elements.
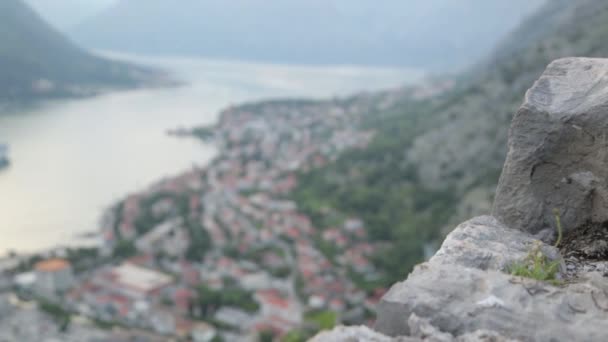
<box><xmin>1</xmin><ymin>0</ymin><xmax>606</xmax><ymax>341</ymax></box>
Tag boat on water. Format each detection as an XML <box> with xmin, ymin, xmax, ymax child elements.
<box><xmin>0</xmin><ymin>144</ymin><xmax>9</xmax><ymax>168</ymax></box>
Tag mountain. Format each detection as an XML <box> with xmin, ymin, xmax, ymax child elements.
<box><xmin>292</xmin><ymin>0</ymin><xmax>608</xmax><ymax>286</ymax></box>
<box><xmin>0</xmin><ymin>0</ymin><xmax>155</xmax><ymax>102</ymax></box>
<box><xmin>71</xmin><ymin>0</ymin><xmax>544</xmax><ymax>70</ymax></box>
<box><xmin>25</xmin><ymin>0</ymin><xmax>117</xmax><ymax>30</ymax></box>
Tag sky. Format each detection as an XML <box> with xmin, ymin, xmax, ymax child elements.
<box><xmin>25</xmin><ymin>0</ymin><xmax>118</xmax><ymax>30</ymax></box>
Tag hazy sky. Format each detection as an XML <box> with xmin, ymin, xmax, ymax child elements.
<box><xmin>26</xmin><ymin>0</ymin><xmax>118</xmax><ymax>30</ymax></box>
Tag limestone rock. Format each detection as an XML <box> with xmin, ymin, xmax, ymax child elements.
<box><xmin>493</xmin><ymin>57</ymin><xmax>608</xmax><ymax>236</ymax></box>
<box><xmin>430</xmin><ymin>216</ymin><xmax>559</xmax><ymax>271</ymax></box>
<box><xmin>311</xmin><ymin>315</ymin><xmax>516</xmax><ymax>342</ymax></box>
<box><xmin>374</xmin><ymin>216</ymin><xmax>608</xmax><ymax>341</ymax></box>
<box><xmin>309</xmin><ymin>325</ymin><xmax>413</xmax><ymax>342</ymax></box>
<box><xmin>311</xmin><ymin>313</ymin><xmax>518</xmax><ymax>342</ymax></box>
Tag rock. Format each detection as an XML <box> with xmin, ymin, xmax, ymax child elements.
<box><xmin>311</xmin><ymin>315</ymin><xmax>517</xmax><ymax>342</ymax></box>
<box><xmin>429</xmin><ymin>216</ymin><xmax>559</xmax><ymax>271</ymax></box>
<box><xmin>407</xmin><ymin>314</ymin><xmax>518</xmax><ymax>342</ymax></box>
<box><xmin>493</xmin><ymin>58</ymin><xmax>608</xmax><ymax>236</ymax></box>
<box><xmin>374</xmin><ymin>216</ymin><xmax>608</xmax><ymax>341</ymax></box>
<box><xmin>309</xmin><ymin>325</ymin><xmax>417</xmax><ymax>342</ymax></box>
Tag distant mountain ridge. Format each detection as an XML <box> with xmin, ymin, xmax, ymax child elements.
<box><xmin>25</xmin><ymin>0</ymin><xmax>117</xmax><ymax>30</ymax></box>
<box><xmin>0</xmin><ymin>0</ymin><xmax>156</xmax><ymax>102</ymax></box>
<box><xmin>71</xmin><ymin>0</ymin><xmax>544</xmax><ymax>69</ymax></box>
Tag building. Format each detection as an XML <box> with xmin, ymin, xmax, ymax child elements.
<box><xmin>94</xmin><ymin>263</ymin><xmax>173</xmax><ymax>300</ymax></box>
<box><xmin>34</xmin><ymin>258</ymin><xmax>74</xmax><ymax>296</ymax></box>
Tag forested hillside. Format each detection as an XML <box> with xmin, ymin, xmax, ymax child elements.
<box><xmin>293</xmin><ymin>0</ymin><xmax>608</xmax><ymax>286</ymax></box>
<box><xmin>0</xmin><ymin>0</ymin><xmax>154</xmax><ymax>102</ymax></box>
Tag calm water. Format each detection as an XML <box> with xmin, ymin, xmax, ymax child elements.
<box><xmin>0</xmin><ymin>55</ymin><xmax>423</xmax><ymax>254</ymax></box>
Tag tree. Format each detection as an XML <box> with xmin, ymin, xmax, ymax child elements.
<box><xmin>112</xmin><ymin>240</ymin><xmax>136</xmax><ymax>258</ymax></box>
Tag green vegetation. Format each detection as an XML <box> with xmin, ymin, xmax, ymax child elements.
<box><xmin>112</xmin><ymin>240</ymin><xmax>136</xmax><ymax>258</ymax></box>
<box><xmin>13</xmin><ymin>254</ymin><xmax>43</xmax><ymax>273</ymax></box>
<box><xmin>133</xmin><ymin>192</ymin><xmax>182</xmax><ymax>235</ymax></box>
<box><xmin>293</xmin><ymin>99</ymin><xmax>459</xmax><ymax>286</ymax></box>
<box><xmin>211</xmin><ymin>335</ymin><xmax>225</xmax><ymax>342</ymax></box>
<box><xmin>280</xmin><ymin>311</ymin><xmax>337</xmax><ymax>341</ymax></box>
<box><xmin>509</xmin><ymin>210</ymin><xmax>564</xmax><ymax>284</ymax></box>
<box><xmin>258</xmin><ymin>330</ymin><xmax>275</xmax><ymax>342</ymax></box>
<box><xmin>0</xmin><ymin>0</ymin><xmax>152</xmax><ymax>102</ymax></box>
<box><xmin>305</xmin><ymin>310</ymin><xmax>337</xmax><ymax>330</ymax></box>
<box><xmin>117</xmin><ymin>190</ymin><xmax>212</xmax><ymax>262</ymax></box>
<box><xmin>65</xmin><ymin>247</ymin><xmax>103</xmax><ymax>273</ymax></box>
<box><xmin>281</xmin><ymin>331</ymin><xmax>308</xmax><ymax>342</ymax></box>
<box><xmin>185</xmin><ymin>219</ymin><xmax>212</xmax><ymax>262</ymax></box>
<box><xmin>268</xmin><ymin>266</ymin><xmax>291</xmax><ymax>278</ymax></box>
<box><xmin>39</xmin><ymin>300</ymin><xmax>71</xmax><ymax>332</ymax></box>
<box><xmin>194</xmin><ymin>284</ymin><xmax>259</xmax><ymax>317</ymax></box>
<box><xmin>509</xmin><ymin>242</ymin><xmax>560</xmax><ymax>285</ymax></box>
<box><xmin>553</xmin><ymin>209</ymin><xmax>563</xmax><ymax>247</ymax></box>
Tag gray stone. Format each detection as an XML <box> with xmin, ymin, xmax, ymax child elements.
<box><xmin>493</xmin><ymin>57</ymin><xmax>608</xmax><ymax>236</ymax></box>
<box><xmin>311</xmin><ymin>315</ymin><xmax>517</xmax><ymax>342</ymax></box>
<box><xmin>429</xmin><ymin>216</ymin><xmax>559</xmax><ymax>271</ymax></box>
<box><xmin>374</xmin><ymin>216</ymin><xmax>608</xmax><ymax>342</ymax></box>
<box><xmin>309</xmin><ymin>325</ymin><xmax>418</xmax><ymax>342</ymax></box>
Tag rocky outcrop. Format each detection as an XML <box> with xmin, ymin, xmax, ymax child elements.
<box><xmin>313</xmin><ymin>58</ymin><xmax>608</xmax><ymax>341</ymax></box>
<box><xmin>312</xmin><ymin>314</ymin><xmax>517</xmax><ymax>342</ymax></box>
<box><xmin>493</xmin><ymin>58</ymin><xmax>608</xmax><ymax>237</ymax></box>
<box><xmin>374</xmin><ymin>216</ymin><xmax>608</xmax><ymax>341</ymax></box>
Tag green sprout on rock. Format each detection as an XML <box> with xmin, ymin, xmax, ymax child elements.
<box><xmin>508</xmin><ymin>209</ymin><xmax>564</xmax><ymax>285</ymax></box>
<box><xmin>509</xmin><ymin>241</ymin><xmax>560</xmax><ymax>284</ymax></box>
<box><xmin>552</xmin><ymin>208</ymin><xmax>563</xmax><ymax>248</ymax></box>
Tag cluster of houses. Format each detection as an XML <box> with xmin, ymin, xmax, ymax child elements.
<box><xmin>98</xmin><ymin>100</ymin><xmax>388</xmax><ymax>338</ymax></box>
<box><xmin>4</xmin><ymin>97</ymin><xmax>390</xmax><ymax>340</ymax></box>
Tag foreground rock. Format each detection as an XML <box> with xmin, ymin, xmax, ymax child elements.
<box><xmin>493</xmin><ymin>58</ymin><xmax>608</xmax><ymax>237</ymax></box>
<box><xmin>313</xmin><ymin>58</ymin><xmax>608</xmax><ymax>341</ymax></box>
<box><xmin>313</xmin><ymin>313</ymin><xmax>517</xmax><ymax>342</ymax></box>
<box><xmin>374</xmin><ymin>216</ymin><xmax>608</xmax><ymax>341</ymax></box>
<box><xmin>317</xmin><ymin>216</ymin><xmax>608</xmax><ymax>341</ymax></box>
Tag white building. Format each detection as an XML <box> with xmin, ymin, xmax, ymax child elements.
<box><xmin>34</xmin><ymin>259</ymin><xmax>74</xmax><ymax>296</ymax></box>
<box><xmin>93</xmin><ymin>263</ymin><xmax>173</xmax><ymax>300</ymax></box>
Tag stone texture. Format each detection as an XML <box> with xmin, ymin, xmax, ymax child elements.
<box><xmin>430</xmin><ymin>216</ymin><xmax>559</xmax><ymax>271</ymax></box>
<box><xmin>310</xmin><ymin>325</ymin><xmax>402</xmax><ymax>342</ymax></box>
<box><xmin>374</xmin><ymin>216</ymin><xmax>608</xmax><ymax>342</ymax></box>
<box><xmin>493</xmin><ymin>57</ymin><xmax>608</xmax><ymax>236</ymax></box>
<box><xmin>311</xmin><ymin>315</ymin><xmax>517</xmax><ymax>342</ymax></box>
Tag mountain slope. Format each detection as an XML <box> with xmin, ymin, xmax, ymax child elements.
<box><xmin>0</xmin><ymin>0</ymin><xmax>154</xmax><ymax>101</ymax></box>
<box><xmin>71</xmin><ymin>0</ymin><xmax>543</xmax><ymax>69</ymax></box>
<box><xmin>293</xmin><ymin>0</ymin><xmax>608</xmax><ymax>285</ymax></box>
<box><xmin>24</xmin><ymin>0</ymin><xmax>117</xmax><ymax>30</ymax></box>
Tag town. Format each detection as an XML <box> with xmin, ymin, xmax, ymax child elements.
<box><xmin>0</xmin><ymin>89</ymin><xmax>430</xmax><ymax>341</ymax></box>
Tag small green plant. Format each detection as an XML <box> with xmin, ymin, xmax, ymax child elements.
<box><xmin>509</xmin><ymin>241</ymin><xmax>560</xmax><ymax>284</ymax></box>
<box><xmin>508</xmin><ymin>208</ymin><xmax>565</xmax><ymax>284</ymax></box>
<box><xmin>552</xmin><ymin>208</ymin><xmax>563</xmax><ymax>247</ymax></box>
